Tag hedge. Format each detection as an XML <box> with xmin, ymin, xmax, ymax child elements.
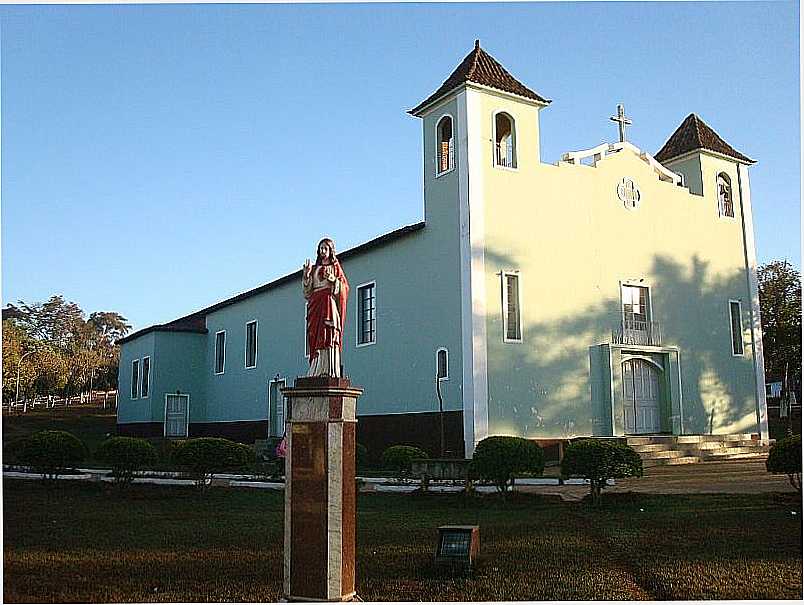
<box><xmin>561</xmin><ymin>439</ymin><xmax>643</xmax><ymax>505</ymax></box>
<box><xmin>171</xmin><ymin>438</ymin><xmax>254</xmax><ymax>490</ymax></box>
<box><xmin>9</xmin><ymin>430</ymin><xmax>87</xmax><ymax>481</ymax></box>
<box><xmin>469</xmin><ymin>436</ymin><xmax>544</xmax><ymax>493</ymax></box>
<box><xmin>766</xmin><ymin>434</ymin><xmax>802</xmax><ymax>493</ymax></box>
<box><xmin>96</xmin><ymin>437</ymin><xmax>158</xmax><ymax>487</ymax></box>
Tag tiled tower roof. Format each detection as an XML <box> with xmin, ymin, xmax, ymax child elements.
<box><xmin>410</xmin><ymin>40</ymin><xmax>550</xmax><ymax>115</ymax></box>
<box><xmin>655</xmin><ymin>113</ymin><xmax>754</xmax><ymax>164</ymax></box>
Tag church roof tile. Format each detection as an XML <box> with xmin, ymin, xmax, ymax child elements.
<box><xmin>655</xmin><ymin>113</ymin><xmax>754</xmax><ymax>164</ymax></box>
<box><xmin>410</xmin><ymin>40</ymin><xmax>550</xmax><ymax>115</ymax></box>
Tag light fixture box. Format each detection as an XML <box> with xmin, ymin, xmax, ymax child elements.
<box><xmin>434</xmin><ymin>525</ymin><xmax>479</xmax><ymax>571</ymax></box>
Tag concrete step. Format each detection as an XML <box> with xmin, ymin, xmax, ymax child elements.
<box><xmin>626</xmin><ymin>436</ymin><xmax>675</xmax><ymax>446</ymax></box>
<box><xmin>643</xmin><ymin>456</ymin><xmax>700</xmax><ymax>467</ymax></box>
<box><xmin>631</xmin><ymin>443</ymin><xmax>674</xmax><ymax>453</ymax></box>
<box><xmin>640</xmin><ymin>449</ymin><xmax>684</xmax><ymax>459</ymax></box>
<box><xmin>700</xmin><ymin>451</ymin><xmax>769</xmax><ymax>461</ymax></box>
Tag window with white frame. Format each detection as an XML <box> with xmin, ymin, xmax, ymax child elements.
<box><xmin>245</xmin><ymin>321</ymin><xmax>257</xmax><ymax>368</ymax></box>
<box><xmin>717</xmin><ymin>172</ymin><xmax>734</xmax><ymax>218</ymax></box>
<box><xmin>436</xmin><ymin>115</ymin><xmax>454</xmax><ymax>175</ymax></box>
<box><xmin>141</xmin><ymin>356</ymin><xmax>150</xmax><ymax>398</ymax></box>
<box><xmin>502</xmin><ymin>272</ymin><xmax>522</xmax><ymax>342</ymax></box>
<box><xmin>729</xmin><ymin>300</ymin><xmax>744</xmax><ymax>355</ymax></box>
<box><xmin>215</xmin><ymin>331</ymin><xmax>226</xmax><ymax>374</ymax></box>
<box><xmin>621</xmin><ymin>284</ymin><xmax>650</xmax><ymax>326</ymax></box>
<box><xmin>131</xmin><ymin>359</ymin><xmax>139</xmax><ymax>399</ymax></box>
<box><xmin>436</xmin><ymin>348</ymin><xmax>449</xmax><ymax>380</ymax></box>
<box><xmin>494</xmin><ymin>112</ymin><xmax>517</xmax><ymax>168</ymax></box>
<box><xmin>357</xmin><ymin>282</ymin><xmax>376</xmax><ymax>345</ymax></box>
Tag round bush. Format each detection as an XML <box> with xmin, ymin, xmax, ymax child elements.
<box><xmin>96</xmin><ymin>437</ymin><xmax>158</xmax><ymax>485</ymax></box>
<box><xmin>470</xmin><ymin>436</ymin><xmax>544</xmax><ymax>492</ymax></box>
<box><xmin>172</xmin><ymin>438</ymin><xmax>254</xmax><ymax>488</ymax></box>
<box><xmin>13</xmin><ymin>430</ymin><xmax>87</xmax><ymax>480</ymax></box>
<box><xmin>766</xmin><ymin>434</ymin><xmax>802</xmax><ymax>492</ymax></box>
<box><xmin>561</xmin><ymin>439</ymin><xmax>643</xmax><ymax>505</ymax></box>
<box><xmin>381</xmin><ymin>445</ymin><xmax>428</xmax><ymax>476</ymax></box>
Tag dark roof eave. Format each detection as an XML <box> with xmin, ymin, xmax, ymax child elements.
<box><xmin>118</xmin><ymin>221</ymin><xmax>426</xmax><ymax>346</ymax></box>
<box><xmin>408</xmin><ymin>82</ymin><xmax>551</xmax><ymax>117</ymax></box>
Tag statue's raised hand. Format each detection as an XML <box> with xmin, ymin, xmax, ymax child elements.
<box><xmin>303</xmin><ymin>258</ymin><xmax>312</xmax><ymax>279</ymax></box>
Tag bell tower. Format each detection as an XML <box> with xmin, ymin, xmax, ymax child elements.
<box><xmin>408</xmin><ymin>41</ymin><xmax>551</xmax><ymax>456</ymax></box>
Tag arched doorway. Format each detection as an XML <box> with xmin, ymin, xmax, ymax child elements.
<box><xmin>622</xmin><ymin>358</ymin><xmax>662</xmax><ymax>434</ymax></box>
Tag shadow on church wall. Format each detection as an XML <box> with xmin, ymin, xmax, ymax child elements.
<box><xmin>481</xmin><ymin>247</ymin><xmax>758</xmax><ymax>439</ymax></box>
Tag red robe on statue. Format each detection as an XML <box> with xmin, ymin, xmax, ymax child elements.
<box><xmin>306</xmin><ymin>260</ymin><xmax>349</xmax><ymax>364</ymax></box>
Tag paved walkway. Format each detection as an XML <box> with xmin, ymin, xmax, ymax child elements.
<box><xmin>518</xmin><ymin>460</ymin><xmax>798</xmax><ymax>501</ymax></box>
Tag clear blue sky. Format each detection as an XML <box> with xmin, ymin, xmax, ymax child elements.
<box><xmin>1</xmin><ymin>1</ymin><xmax>800</xmax><ymax>332</ymax></box>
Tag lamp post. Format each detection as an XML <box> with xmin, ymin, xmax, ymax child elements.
<box><xmin>15</xmin><ymin>349</ymin><xmax>36</xmax><ymax>413</ymax></box>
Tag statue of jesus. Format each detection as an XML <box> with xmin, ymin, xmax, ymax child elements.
<box><xmin>303</xmin><ymin>238</ymin><xmax>350</xmax><ymax>378</ymax></box>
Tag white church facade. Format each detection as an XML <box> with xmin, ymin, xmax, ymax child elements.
<box><xmin>117</xmin><ymin>42</ymin><xmax>769</xmax><ymax>459</ymax></box>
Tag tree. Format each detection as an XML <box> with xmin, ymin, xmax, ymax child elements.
<box><xmin>2</xmin><ymin>296</ymin><xmax>131</xmax><ymax>401</ymax></box>
<box><xmin>758</xmin><ymin>261</ymin><xmax>802</xmax><ymax>394</ymax></box>
<box><xmin>766</xmin><ymin>434</ymin><xmax>802</xmax><ymax>493</ymax></box>
<box><xmin>2</xmin><ymin>320</ymin><xmax>36</xmax><ymax>402</ymax></box>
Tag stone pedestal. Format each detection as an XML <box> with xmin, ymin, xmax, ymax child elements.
<box><xmin>281</xmin><ymin>377</ymin><xmax>363</xmax><ymax>602</ymax></box>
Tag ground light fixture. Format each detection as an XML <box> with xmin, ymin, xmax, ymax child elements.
<box><xmin>434</xmin><ymin>525</ymin><xmax>479</xmax><ymax>571</ymax></box>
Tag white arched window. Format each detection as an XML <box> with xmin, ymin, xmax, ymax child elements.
<box><xmin>717</xmin><ymin>172</ymin><xmax>734</xmax><ymax>217</ymax></box>
<box><xmin>494</xmin><ymin>112</ymin><xmax>516</xmax><ymax>168</ymax></box>
<box><xmin>436</xmin><ymin>115</ymin><xmax>454</xmax><ymax>175</ymax></box>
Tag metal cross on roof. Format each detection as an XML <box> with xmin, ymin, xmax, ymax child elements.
<box><xmin>609</xmin><ymin>104</ymin><xmax>632</xmax><ymax>143</ymax></box>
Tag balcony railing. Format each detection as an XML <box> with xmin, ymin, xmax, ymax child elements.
<box><xmin>612</xmin><ymin>317</ymin><xmax>663</xmax><ymax>347</ymax></box>
<box><xmin>495</xmin><ymin>143</ymin><xmax>515</xmax><ymax>168</ymax></box>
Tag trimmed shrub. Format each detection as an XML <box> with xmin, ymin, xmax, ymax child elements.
<box><xmin>96</xmin><ymin>437</ymin><xmax>158</xmax><ymax>487</ymax></box>
<box><xmin>561</xmin><ymin>439</ymin><xmax>643</xmax><ymax>505</ymax></box>
<box><xmin>382</xmin><ymin>445</ymin><xmax>429</xmax><ymax>479</ymax></box>
<box><xmin>356</xmin><ymin>443</ymin><xmax>369</xmax><ymax>471</ymax></box>
<box><xmin>469</xmin><ymin>436</ymin><xmax>544</xmax><ymax>493</ymax></box>
<box><xmin>11</xmin><ymin>430</ymin><xmax>87</xmax><ymax>482</ymax></box>
<box><xmin>766</xmin><ymin>434</ymin><xmax>802</xmax><ymax>493</ymax></box>
<box><xmin>172</xmin><ymin>438</ymin><xmax>254</xmax><ymax>490</ymax></box>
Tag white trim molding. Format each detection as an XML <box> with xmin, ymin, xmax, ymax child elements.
<box><xmin>736</xmin><ymin>163</ymin><xmax>768</xmax><ymax>440</ymax></box>
<box><xmin>214</xmin><ymin>330</ymin><xmax>226</xmax><ymax>375</ymax></box>
<box><xmin>355</xmin><ymin>280</ymin><xmax>377</xmax><ymax>348</ymax></box>
<box><xmin>459</xmin><ymin>88</ymin><xmax>489</xmax><ymax>458</ymax></box>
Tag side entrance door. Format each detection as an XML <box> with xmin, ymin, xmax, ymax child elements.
<box><xmin>622</xmin><ymin>358</ymin><xmax>662</xmax><ymax>434</ymax></box>
<box><xmin>164</xmin><ymin>393</ymin><xmax>189</xmax><ymax>438</ymax></box>
<box><xmin>268</xmin><ymin>379</ymin><xmax>286</xmax><ymax>437</ymax></box>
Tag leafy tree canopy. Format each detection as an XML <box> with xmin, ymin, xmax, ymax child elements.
<box><xmin>758</xmin><ymin>261</ymin><xmax>802</xmax><ymax>388</ymax></box>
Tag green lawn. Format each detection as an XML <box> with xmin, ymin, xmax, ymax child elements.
<box><xmin>3</xmin><ymin>479</ymin><xmax>801</xmax><ymax>602</ymax></box>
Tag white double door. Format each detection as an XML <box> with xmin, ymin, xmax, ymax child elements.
<box><xmin>622</xmin><ymin>358</ymin><xmax>662</xmax><ymax>434</ymax></box>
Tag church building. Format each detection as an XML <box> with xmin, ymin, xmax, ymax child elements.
<box><xmin>117</xmin><ymin>42</ymin><xmax>769</xmax><ymax>459</ymax></box>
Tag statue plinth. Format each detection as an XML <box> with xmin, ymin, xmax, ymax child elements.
<box><xmin>281</xmin><ymin>376</ymin><xmax>363</xmax><ymax>602</ymax></box>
